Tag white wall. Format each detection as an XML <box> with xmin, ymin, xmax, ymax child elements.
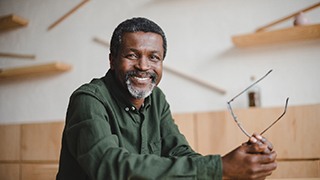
<box><xmin>0</xmin><ymin>0</ymin><xmax>319</xmax><ymax>124</ymax></box>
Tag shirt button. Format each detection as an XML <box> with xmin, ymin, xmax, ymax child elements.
<box><xmin>125</xmin><ymin>107</ymin><xmax>129</xmax><ymax>111</ymax></box>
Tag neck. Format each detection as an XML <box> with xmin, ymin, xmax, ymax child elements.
<box><xmin>129</xmin><ymin>97</ymin><xmax>144</xmax><ymax>110</ymax></box>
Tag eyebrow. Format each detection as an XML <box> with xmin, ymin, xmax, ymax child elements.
<box><xmin>127</xmin><ymin>48</ymin><xmax>162</xmax><ymax>55</ymax></box>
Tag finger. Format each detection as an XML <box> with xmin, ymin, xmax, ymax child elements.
<box><xmin>247</xmin><ymin>154</ymin><xmax>277</xmax><ymax>179</ymax></box>
<box><xmin>253</xmin><ymin>161</ymin><xmax>277</xmax><ymax>179</ymax></box>
<box><xmin>244</xmin><ymin>141</ymin><xmax>271</xmax><ymax>154</ymax></box>
<box><xmin>259</xmin><ymin>151</ymin><xmax>277</xmax><ymax>164</ymax></box>
<box><xmin>249</xmin><ymin>136</ymin><xmax>260</xmax><ymax>144</ymax></box>
<box><xmin>252</xmin><ymin>133</ymin><xmax>274</xmax><ymax>152</ymax></box>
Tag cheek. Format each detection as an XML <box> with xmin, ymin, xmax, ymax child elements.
<box><xmin>154</xmin><ymin>66</ymin><xmax>163</xmax><ymax>84</ymax></box>
<box><xmin>116</xmin><ymin>60</ymin><xmax>134</xmax><ymax>73</ymax></box>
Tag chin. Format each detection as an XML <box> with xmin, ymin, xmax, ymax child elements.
<box><xmin>127</xmin><ymin>83</ymin><xmax>155</xmax><ymax>99</ymax></box>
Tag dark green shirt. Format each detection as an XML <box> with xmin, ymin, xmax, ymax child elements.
<box><xmin>57</xmin><ymin>70</ymin><xmax>222</xmax><ymax>180</ymax></box>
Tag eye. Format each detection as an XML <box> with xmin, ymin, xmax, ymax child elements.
<box><xmin>126</xmin><ymin>53</ymin><xmax>138</xmax><ymax>60</ymax></box>
<box><xmin>150</xmin><ymin>54</ymin><xmax>161</xmax><ymax>62</ymax></box>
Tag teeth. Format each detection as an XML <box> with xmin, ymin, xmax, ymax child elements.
<box><xmin>134</xmin><ymin>77</ymin><xmax>149</xmax><ymax>81</ymax></box>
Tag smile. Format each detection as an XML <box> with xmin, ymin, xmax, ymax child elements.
<box><xmin>131</xmin><ymin>76</ymin><xmax>151</xmax><ymax>84</ymax></box>
<box><xmin>134</xmin><ymin>76</ymin><xmax>149</xmax><ymax>81</ymax></box>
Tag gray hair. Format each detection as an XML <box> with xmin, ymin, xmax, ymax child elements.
<box><xmin>110</xmin><ymin>17</ymin><xmax>167</xmax><ymax>59</ymax></box>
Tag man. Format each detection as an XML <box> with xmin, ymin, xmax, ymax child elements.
<box><xmin>57</xmin><ymin>17</ymin><xmax>277</xmax><ymax>179</ymax></box>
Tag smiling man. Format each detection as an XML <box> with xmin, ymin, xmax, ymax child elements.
<box><xmin>111</xmin><ymin>31</ymin><xmax>163</xmax><ymax>107</ymax></box>
<box><xmin>57</xmin><ymin>17</ymin><xmax>277</xmax><ymax>180</ymax></box>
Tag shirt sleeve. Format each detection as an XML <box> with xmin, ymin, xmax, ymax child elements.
<box><xmin>64</xmin><ymin>91</ymin><xmax>223</xmax><ymax>180</ymax></box>
<box><xmin>159</xmin><ymin>94</ymin><xmax>223</xmax><ymax>179</ymax></box>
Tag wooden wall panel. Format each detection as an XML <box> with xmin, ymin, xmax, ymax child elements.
<box><xmin>0</xmin><ymin>163</ymin><xmax>20</xmax><ymax>180</ymax></box>
<box><xmin>173</xmin><ymin>113</ymin><xmax>196</xmax><ymax>150</ymax></box>
<box><xmin>195</xmin><ymin>110</ymin><xmax>241</xmax><ymax>155</ymax></box>
<box><xmin>270</xmin><ymin>160</ymin><xmax>320</xmax><ymax>178</ymax></box>
<box><xmin>195</xmin><ymin>104</ymin><xmax>320</xmax><ymax>159</ymax></box>
<box><xmin>0</xmin><ymin>104</ymin><xmax>318</xmax><ymax>179</ymax></box>
<box><xmin>267</xmin><ymin>104</ymin><xmax>320</xmax><ymax>159</ymax></box>
<box><xmin>237</xmin><ymin>104</ymin><xmax>320</xmax><ymax>159</ymax></box>
<box><xmin>21</xmin><ymin>122</ymin><xmax>64</xmax><ymax>161</ymax></box>
<box><xmin>0</xmin><ymin>124</ymin><xmax>20</xmax><ymax>161</ymax></box>
<box><xmin>21</xmin><ymin>163</ymin><xmax>58</xmax><ymax>180</ymax></box>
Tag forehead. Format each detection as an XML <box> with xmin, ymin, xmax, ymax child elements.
<box><xmin>121</xmin><ymin>32</ymin><xmax>164</xmax><ymax>52</ymax></box>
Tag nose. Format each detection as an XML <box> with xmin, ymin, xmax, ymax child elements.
<box><xmin>135</xmin><ymin>56</ymin><xmax>150</xmax><ymax>71</ymax></box>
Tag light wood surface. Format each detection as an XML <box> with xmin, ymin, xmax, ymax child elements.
<box><xmin>47</xmin><ymin>0</ymin><xmax>90</xmax><ymax>30</ymax></box>
<box><xmin>0</xmin><ymin>52</ymin><xmax>36</xmax><ymax>60</ymax></box>
<box><xmin>0</xmin><ymin>104</ymin><xmax>319</xmax><ymax>179</ymax></box>
<box><xmin>164</xmin><ymin>65</ymin><xmax>226</xmax><ymax>94</ymax></box>
<box><xmin>0</xmin><ymin>62</ymin><xmax>72</xmax><ymax>79</ymax></box>
<box><xmin>173</xmin><ymin>113</ymin><xmax>197</xmax><ymax>150</ymax></box>
<box><xmin>195</xmin><ymin>110</ymin><xmax>233</xmax><ymax>155</ymax></box>
<box><xmin>232</xmin><ymin>23</ymin><xmax>320</xmax><ymax>47</ymax></box>
<box><xmin>0</xmin><ymin>14</ymin><xmax>28</xmax><ymax>31</ymax></box>
<box><xmin>270</xmin><ymin>160</ymin><xmax>320</xmax><ymax>178</ymax></box>
<box><xmin>195</xmin><ymin>104</ymin><xmax>320</xmax><ymax>159</ymax></box>
<box><xmin>0</xmin><ymin>124</ymin><xmax>20</xmax><ymax>161</ymax></box>
<box><xmin>270</xmin><ymin>179</ymin><xmax>320</xmax><ymax>180</ymax></box>
<box><xmin>93</xmin><ymin>37</ymin><xmax>110</xmax><ymax>47</ymax></box>
<box><xmin>256</xmin><ymin>2</ymin><xmax>320</xmax><ymax>32</ymax></box>
<box><xmin>21</xmin><ymin>163</ymin><xmax>58</xmax><ymax>180</ymax></box>
<box><xmin>21</xmin><ymin>122</ymin><xmax>64</xmax><ymax>161</ymax></box>
<box><xmin>0</xmin><ymin>164</ymin><xmax>20</xmax><ymax>180</ymax></box>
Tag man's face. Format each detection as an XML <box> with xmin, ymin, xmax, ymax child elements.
<box><xmin>110</xmin><ymin>31</ymin><xmax>164</xmax><ymax>99</ymax></box>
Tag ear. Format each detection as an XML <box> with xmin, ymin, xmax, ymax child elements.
<box><xmin>109</xmin><ymin>53</ymin><xmax>114</xmax><ymax>70</ymax></box>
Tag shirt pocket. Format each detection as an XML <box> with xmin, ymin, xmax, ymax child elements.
<box><xmin>148</xmin><ymin>140</ymin><xmax>162</xmax><ymax>155</ymax></box>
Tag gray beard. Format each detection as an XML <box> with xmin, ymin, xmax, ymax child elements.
<box><xmin>126</xmin><ymin>79</ymin><xmax>155</xmax><ymax>99</ymax></box>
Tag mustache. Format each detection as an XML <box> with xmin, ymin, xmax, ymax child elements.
<box><xmin>125</xmin><ymin>70</ymin><xmax>157</xmax><ymax>83</ymax></box>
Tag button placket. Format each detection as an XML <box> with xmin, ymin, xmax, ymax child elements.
<box><xmin>140</xmin><ymin>112</ymin><xmax>148</xmax><ymax>154</ymax></box>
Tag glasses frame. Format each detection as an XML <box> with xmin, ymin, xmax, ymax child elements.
<box><xmin>227</xmin><ymin>70</ymin><xmax>289</xmax><ymax>138</ymax></box>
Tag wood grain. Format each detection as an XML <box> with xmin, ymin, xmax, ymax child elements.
<box><xmin>256</xmin><ymin>2</ymin><xmax>320</xmax><ymax>32</ymax></box>
<box><xmin>21</xmin><ymin>122</ymin><xmax>64</xmax><ymax>161</ymax></box>
<box><xmin>0</xmin><ymin>163</ymin><xmax>20</xmax><ymax>180</ymax></box>
<box><xmin>0</xmin><ymin>14</ymin><xmax>28</xmax><ymax>31</ymax></box>
<box><xmin>164</xmin><ymin>65</ymin><xmax>226</xmax><ymax>94</ymax></box>
<box><xmin>21</xmin><ymin>163</ymin><xmax>58</xmax><ymax>180</ymax></box>
<box><xmin>195</xmin><ymin>104</ymin><xmax>320</xmax><ymax>159</ymax></box>
<box><xmin>173</xmin><ymin>113</ymin><xmax>197</xmax><ymax>150</ymax></box>
<box><xmin>232</xmin><ymin>24</ymin><xmax>320</xmax><ymax>47</ymax></box>
<box><xmin>270</xmin><ymin>160</ymin><xmax>320</xmax><ymax>178</ymax></box>
<box><xmin>47</xmin><ymin>0</ymin><xmax>90</xmax><ymax>30</ymax></box>
<box><xmin>0</xmin><ymin>124</ymin><xmax>20</xmax><ymax>161</ymax></box>
<box><xmin>0</xmin><ymin>52</ymin><xmax>36</xmax><ymax>60</ymax></box>
<box><xmin>0</xmin><ymin>62</ymin><xmax>72</xmax><ymax>80</ymax></box>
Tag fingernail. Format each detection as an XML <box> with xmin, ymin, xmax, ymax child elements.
<box><xmin>250</xmin><ymin>137</ymin><xmax>257</xmax><ymax>143</ymax></box>
<box><xmin>256</xmin><ymin>135</ymin><xmax>263</xmax><ymax>140</ymax></box>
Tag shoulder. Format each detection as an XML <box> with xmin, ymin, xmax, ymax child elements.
<box><xmin>150</xmin><ymin>86</ymin><xmax>171</xmax><ymax>113</ymax></box>
<box><xmin>151</xmin><ymin>86</ymin><xmax>166</xmax><ymax>101</ymax></box>
<box><xmin>71</xmin><ymin>77</ymin><xmax>111</xmax><ymax>102</ymax></box>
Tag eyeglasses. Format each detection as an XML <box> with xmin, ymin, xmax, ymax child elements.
<box><xmin>227</xmin><ymin>70</ymin><xmax>289</xmax><ymax>138</ymax></box>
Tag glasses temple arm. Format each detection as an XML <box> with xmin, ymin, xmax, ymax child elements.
<box><xmin>260</xmin><ymin>97</ymin><xmax>289</xmax><ymax>135</ymax></box>
<box><xmin>229</xmin><ymin>69</ymin><xmax>273</xmax><ymax>103</ymax></box>
<box><xmin>227</xmin><ymin>102</ymin><xmax>251</xmax><ymax>138</ymax></box>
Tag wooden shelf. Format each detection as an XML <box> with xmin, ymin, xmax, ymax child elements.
<box><xmin>232</xmin><ymin>24</ymin><xmax>320</xmax><ymax>47</ymax></box>
<box><xmin>0</xmin><ymin>62</ymin><xmax>72</xmax><ymax>79</ymax></box>
<box><xmin>0</xmin><ymin>14</ymin><xmax>28</xmax><ymax>31</ymax></box>
<box><xmin>0</xmin><ymin>52</ymin><xmax>36</xmax><ymax>60</ymax></box>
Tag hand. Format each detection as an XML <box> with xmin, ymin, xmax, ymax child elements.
<box><xmin>222</xmin><ymin>134</ymin><xmax>277</xmax><ymax>180</ymax></box>
<box><xmin>245</xmin><ymin>133</ymin><xmax>274</xmax><ymax>154</ymax></box>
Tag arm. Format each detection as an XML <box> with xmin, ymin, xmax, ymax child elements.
<box><xmin>64</xmin><ymin>92</ymin><xmax>222</xmax><ymax>179</ymax></box>
<box><xmin>222</xmin><ymin>134</ymin><xmax>277</xmax><ymax>180</ymax></box>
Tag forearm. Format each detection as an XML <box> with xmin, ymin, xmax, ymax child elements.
<box><xmin>65</xmin><ymin>119</ymin><xmax>222</xmax><ymax>179</ymax></box>
<box><xmin>77</xmin><ymin>143</ymin><xmax>222</xmax><ymax>179</ymax></box>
